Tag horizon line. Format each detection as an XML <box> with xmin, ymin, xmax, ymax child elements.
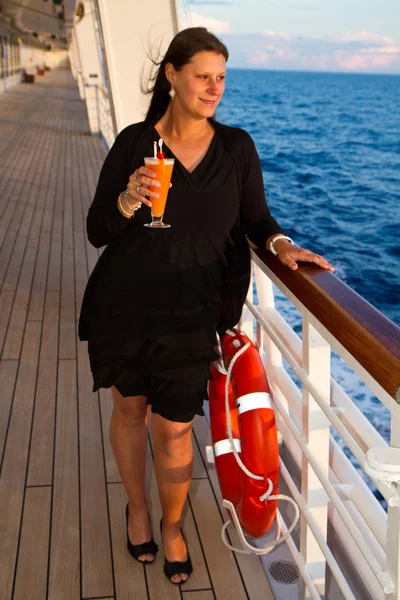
<box><xmin>225</xmin><ymin>66</ymin><xmax>400</xmax><ymax>77</ymax></box>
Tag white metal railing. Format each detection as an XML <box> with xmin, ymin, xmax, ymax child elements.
<box><xmin>238</xmin><ymin>251</ymin><xmax>400</xmax><ymax>600</ymax></box>
<box><xmin>95</xmin><ymin>84</ymin><xmax>115</xmax><ymax>148</ymax></box>
<box><xmin>83</xmin><ymin>81</ymin><xmax>115</xmax><ymax>149</ymax></box>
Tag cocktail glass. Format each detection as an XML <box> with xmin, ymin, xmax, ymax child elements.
<box><xmin>143</xmin><ymin>157</ymin><xmax>175</xmax><ymax>228</ymax></box>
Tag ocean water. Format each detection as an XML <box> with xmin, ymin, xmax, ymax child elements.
<box><xmin>217</xmin><ymin>69</ymin><xmax>400</xmax><ymax>498</ymax></box>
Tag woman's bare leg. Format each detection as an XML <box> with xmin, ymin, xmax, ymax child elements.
<box><xmin>110</xmin><ymin>385</ymin><xmax>155</xmax><ymax>562</ymax></box>
<box><xmin>151</xmin><ymin>413</ymin><xmax>194</xmax><ymax>583</ymax></box>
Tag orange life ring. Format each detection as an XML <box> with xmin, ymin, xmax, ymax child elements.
<box><xmin>209</xmin><ymin>328</ymin><xmax>279</xmax><ymax>538</ymax></box>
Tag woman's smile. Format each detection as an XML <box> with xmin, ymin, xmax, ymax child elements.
<box><xmin>199</xmin><ymin>98</ymin><xmax>217</xmax><ymax>106</ymax></box>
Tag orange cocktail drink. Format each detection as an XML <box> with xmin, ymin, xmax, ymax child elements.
<box><xmin>144</xmin><ymin>156</ymin><xmax>175</xmax><ymax>228</ymax></box>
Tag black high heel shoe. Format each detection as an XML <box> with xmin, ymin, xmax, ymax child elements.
<box><xmin>160</xmin><ymin>518</ymin><xmax>193</xmax><ymax>585</ymax></box>
<box><xmin>125</xmin><ymin>504</ymin><xmax>158</xmax><ymax>564</ymax></box>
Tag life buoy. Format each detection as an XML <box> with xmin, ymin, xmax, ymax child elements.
<box><xmin>209</xmin><ymin>328</ymin><xmax>279</xmax><ymax>539</ymax></box>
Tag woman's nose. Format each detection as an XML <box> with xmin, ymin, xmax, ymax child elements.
<box><xmin>207</xmin><ymin>81</ymin><xmax>220</xmax><ymax>94</ymax></box>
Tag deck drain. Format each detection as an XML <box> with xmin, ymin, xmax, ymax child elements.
<box><xmin>269</xmin><ymin>560</ymin><xmax>299</xmax><ymax>584</ymax></box>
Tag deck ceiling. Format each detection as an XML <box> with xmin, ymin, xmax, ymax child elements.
<box><xmin>0</xmin><ymin>0</ymin><xmax>78</xmax><ymax>42</ymax></box>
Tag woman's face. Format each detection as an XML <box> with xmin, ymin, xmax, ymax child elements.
<box><xmin>167</xmin><ymin>51</ymin><xmax>226</xmax><ymax>119</ymax></box>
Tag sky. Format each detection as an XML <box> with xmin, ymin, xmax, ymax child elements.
<box><xmin>177</xmin><ymin>0</ymin><xmax>400</xmax><ymax>74</ymax></box>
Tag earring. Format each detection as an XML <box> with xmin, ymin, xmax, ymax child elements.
<box><xmin>169</xmin><ymin>86</ymin><xmax>176</xmax><ymax>100</ymax></box>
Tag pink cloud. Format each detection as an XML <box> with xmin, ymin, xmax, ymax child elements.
<box><xmin>360</xmin><ymin>45</ymin><xmax>400</xmax><ymax>55</ymax></box>
<box><xmin>336</xmin><ymin>50</ymin><xmax>399</xmax><ymax>71</ymax></box>
<box><xmin>337</xmin><ymin>30</ymin><xmax>394</xmax><ymax>46</ymax></box>
<box><xmin>262</xmin><ymin>30</ymin><xmax>292</xmax><ymax>41</ymax></box>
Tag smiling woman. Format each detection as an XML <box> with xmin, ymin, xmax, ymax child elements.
<box><xmin>78</xmin><ymin>26</ymin><xmax>334</xmax><ymax>588</ymax></box>
<box><xmin>142</xmin><ymin>27</ymin><xmax>229</xmax><ymax>123</ymax></box>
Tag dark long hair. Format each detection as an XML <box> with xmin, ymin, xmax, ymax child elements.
<box><xmin>142</xmin><ymin>27</ymin><xmax>229</xmax><ymax>124</ymax></box>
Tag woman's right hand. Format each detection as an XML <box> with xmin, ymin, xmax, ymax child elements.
<box><xmin>125</xmin><ymin>166</ymin><xmax>161</xmax><ymax>209</ymax></box>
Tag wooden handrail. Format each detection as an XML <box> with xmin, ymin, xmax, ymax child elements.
<box><xmin>250</xmin><ymin>243</ymin><xmax>400</xmax><ymax>403</ymax></box>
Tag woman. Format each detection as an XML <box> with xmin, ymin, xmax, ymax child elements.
<box><xmin>78</xmin><ymin>27</ymin><xmax>334</xmax><ymax>585</ymax></box>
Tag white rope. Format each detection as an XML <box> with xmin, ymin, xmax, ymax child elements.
<box><xmin>219</xmin><ymin>335</ymin><xmax>300</xmax><ymax>554</ymax></box>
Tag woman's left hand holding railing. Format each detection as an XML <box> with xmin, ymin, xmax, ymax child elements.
<box><xmin>267</xmin><ymin>236</ymin><xmax>335</xmax><ymax>273</ymax></box>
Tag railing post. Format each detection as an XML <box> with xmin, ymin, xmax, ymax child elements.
<box><xmin>96</xmin><ymin>85</ymin><xmax>100</xmax><ymax>134</ymax></box>
<box><xmin>386</xmin><ymin>409</ymin><xmax>400</xmax><ymax>600</ymax></box>
<box><xmin>239</xmin><ymin>263</ymin><xmax>255</xmax><ymax>340</ymax></box>
<box><xmin>301</xmin><ymin>318</ymin><xmax>331</xmax><ymax>597</ymax></box>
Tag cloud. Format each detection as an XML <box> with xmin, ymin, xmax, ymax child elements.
<box><xmin>336</xmin><ymin>47</ymin><xmax>400</xmax><ymax>71</ymax></box>
<box><xmin>184</xmin><ymin>11</ymin><xmax>231</xmax><ymax>34</ymax></box>
<box><xmin>333</xmin><ymin>31</ymin><xmax>400</xmax><ymax>71</ymax></box>
<box><xmin>336</xmin><ymin>31</ymin><xmax>395</xmax><ymax>46</ymax></box>
<box><xmin>219</xmin><ymin>29</ymin><xmax>400</xmax><ymax>74</ymax></box>
<box><xmin>262</xmin><ymin>30</ymin><xmax>292</xmax><ymax>41</ymax></box>
<box><xmin>249</xmin><ymin>44</ymin><xmax>295</xmax><ymax>65</ymax></box>
<box><xmin>361</xmin><ymin>45</ymin><xmax>400</xmax><ymax>55</ymax></box>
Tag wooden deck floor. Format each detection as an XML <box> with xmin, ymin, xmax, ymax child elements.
<box><xmin>0</xmin><ymin>69</ymin><xmax>274</xmax><ymax>600</ymax></box>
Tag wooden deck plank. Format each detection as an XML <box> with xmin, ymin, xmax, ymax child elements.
<box><xmin>75</xmin><ymin>124</ymin><xmax>101</xmax><ymax>277</ymax></box>
<box><xmin>27</xmin><ymin>290</ymin><xmax>59</xmax><ymax>486</ymax></box>
<box><xmin>27</xmin><ymin>110</ymin><xmax>60</xmax><ymax>320</ymax></box>
<box><xmin>47</xmin><ymin>120</ymin><xmax>65</xmax><ymax>292</ymax></box>
<box><xmin>59</xmin><ymin>248</ymin><xmax>76</xmax><ymax>359</ymax></box>
<box><xmin>0</xmin><ymin>233</ymin><xmax>17</xmax><ymax>289</ymax></box>
<box><xmin>179</xmin><ymin>499</ymin><xmax>213</xmax><ymax>592</ymax></box>
<box><xmin>78</xmin><ymin>341</ymin><xmax>114</xmax><ymax>597</ymax></box>
<box><xmin>74</xmin><ymin>230</ymin><xmax>89</xmax><ymax>323</ymax></box>
<box><xmin>48</xmin><ymin>359</ymin><xmax>80</xmax><ymax>600</ymax></box>
<box><xmin>27</xmin><ymin>229</ymin><xmax>51</xmax><ymax>321</ymax></box>
<box><xmin>2</xmin><ymin>245</ymin><xmax>37</xmax><ymax>358</ymax></box>
<box><xmin>192</xmin><ymin>426</ymin><xmax>208</xmax><ymax>480</ymax></box>
<box><xmin>99</xmin><ymin>388</ymin><xmax>121</xmax><ymax>483</ymax></box>
<box><xmin>0</xmin><ymin>360</ymin><xmax>18</xmax><ymax>466</ymax></box>
<box><xmin>0</xmin><ymin>290</ymin><xmax>14</xmax><ymax>354</ymax></box>
<box><xmin>12</xmin><ymin>487</ymin><xmax>51</xmax><ymax>600</ymax></box>
<box><xmin>189</xmin><ymin>478</ymin><xmax>248</xmax><ymax>600</ymax></box>
<box><xmin>182</xmin><ymin>592</ymin><xmax>215</xmax><ymax>599</ymax></box>
<box><xmin>0</xmin><ymin>321</ymin><xmax>42</xmax><ymax>600</ymax></box>
<box><xmin>63</xmin><ymin>109</ymin><xmax>74</xmax><ymax>252</ymax></box>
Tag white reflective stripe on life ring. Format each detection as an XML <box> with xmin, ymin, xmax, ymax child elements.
<box><xmin>213</xmin><ymin>360</ymin><xmax>227</xmax><ymax>375</ymax></box>
<box><xmin>236</xmin><ymin>392</ymin><xmax>272</xmax><ymax>415</ymax></box>
<box><xmin>213</xmin><ymin>438</ymin><xmax>242</xmax><ymax>457</ymax></box>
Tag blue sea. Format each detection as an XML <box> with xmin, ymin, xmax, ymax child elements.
<box><xmin>217</xmin><ymin>69</ymin><xmax>400</xmax><ymax>499</ymax></box>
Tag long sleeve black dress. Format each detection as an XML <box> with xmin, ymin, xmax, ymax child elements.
<box><xmin>78</xmin><ymin>118</ymin><xmax>285</xmax><ymax>422</ymax></box>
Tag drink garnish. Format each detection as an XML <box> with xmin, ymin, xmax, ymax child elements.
<box><xmin>157</xmin><ymin>138</ymin><xmax>165</xmax><ymax>161</ymax></box>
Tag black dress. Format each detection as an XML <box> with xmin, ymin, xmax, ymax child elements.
<box><xmin>78</xmin><ymin>119</ymin><xmax>284</xmax><ymax>422</ymax></box>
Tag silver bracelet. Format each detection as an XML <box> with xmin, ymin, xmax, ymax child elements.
<box><xmin>124</xmin><ymin>188</ymin><xmax>142</xmax><ymax>212</ymax></box>
<box><xmin>118</xmin><ymin>193</ymin><xmax>134</xmax><ymax>219</ymax></box>
<box><xmin>269</xmin><ymin>234</ymin><xmax>294</xmax><ymax>256</ymax></box>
